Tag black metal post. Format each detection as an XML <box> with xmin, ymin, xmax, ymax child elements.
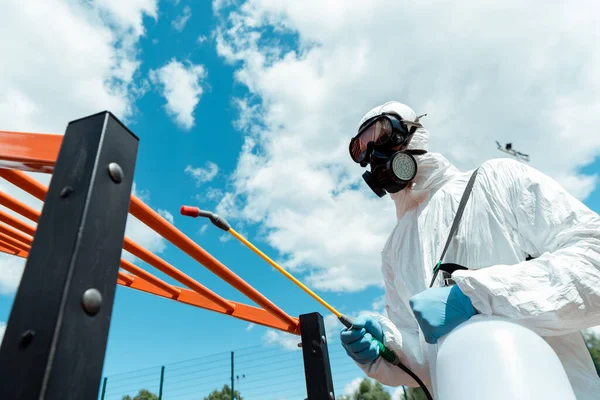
<box><xmin>158</xmin><ymin>366</ymin><xmax>165</xmax><ymax>400</ymax></box>
<box><xmin>0</xmin><ymin>111</ymin><xmax>139</xmax><ymax>399</ymax></box>
<box><xmin>100</xmin><ymin>377</ymin><xmax>108</xmax><ymax>400</ymax></box>
<box><xmin>300</xmin><ymin>312</ymin><xmax>335</xmax><ymax>400</ymax></box>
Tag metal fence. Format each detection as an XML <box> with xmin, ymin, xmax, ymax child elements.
<box><xmin>99</xmin><ymin>334</ymin><xmax>379</xmax><ymax>400</ymax></box>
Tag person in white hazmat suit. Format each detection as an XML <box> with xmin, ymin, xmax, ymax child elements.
<box><xmin>340</xmin><ymin>101</ymin><xmax>600</xmax><ymax>399</ymax></box>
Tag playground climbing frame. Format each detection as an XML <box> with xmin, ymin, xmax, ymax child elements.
<box><xmin>0</xmin><ymin>112</ymin><xmax>335</xmax><ymax>400</ymax></box>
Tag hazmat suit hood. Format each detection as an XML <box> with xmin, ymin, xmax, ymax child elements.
<box><xmin>359</xmin><ymin>101</ymin><xmax>459</xmax><ymax>220</ymax></box>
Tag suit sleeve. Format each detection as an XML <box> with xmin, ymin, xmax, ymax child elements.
<box><xmin>355</xmin><ymin>254</ymin><xmax>433</xmax><ymax>389</ymax></box>
<box><xmin>453</xmin><ymin>160</ymin><xmax>600</xmax><ymax>336</ymax></box>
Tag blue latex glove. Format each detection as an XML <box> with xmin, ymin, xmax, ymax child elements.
<box><xmin>409</xmin><ymin>285</ymin><xmax>477</xmax><ymax>344</ymax></box>
<box><xmin>340</xmin><ymin>315</ymin><xmax>384</xmax><ymax>364</ymax></box>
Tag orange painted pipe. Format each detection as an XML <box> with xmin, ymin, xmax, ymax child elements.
<box><xmin>0</xmin><ymin>203</ymin><xmax>182</xmax><ymax>300</ymax></box>
<box><xmin>0</xmin><ymin>244</ymin><xmax>29</xmax><ymax>258</ymax></box>
<box><xmin>120</xmin><ymin>259</ymin><xmax>181</xmax><ymax>299</ymax></box>
<box><xmin>118</xmin><ymin>272</ymin><xmax>135</xmax><ymax>286</ymax></box>
<box><xmin>0</xmin><ymin>221</ymin><xmax>33</xmax><ymax>247</ymax></box>
<box><xmin>0</xmin><ymin>239</ymin><xmax>22</xmax><ymax>255</ymax></box>
<box><xmin>0</xmin><ymin>191</ymin><xmax>40</xmax><ymax>223</ymax></box>
<box><xmin>117</xmin><ymin>273</ymin><xmax>300</xmax><ymax>334</ymax></box>
<box><xmin>0</xmin><ymin>131</ymin><xmax>62</xmax><ymax>174</ymax></box>
<box><xmin>0</xmin><ymin>170</ymin><xmax>234</xmax><ymax>313</ymax></box>
<box><xmin>1</xmin><ymin>170</ymin><xmax>296</xmax><ymax>329</ymax></box>
<box><xmin>0</xmin><ymin>243</ymin><xmax>134</xmax><ymax>288</ymax></box>
<box><xmin>0</xmin><ymin>231</ymin><xmax>31</xmax><ymax>252</ymax></box>
<box><xmin>0</xmin><ymin>168</ymin><xmax>47</xmax><ymax>200</ymax></box>
<box><xmin>129</xmin><ymin>196</ymin><xmax>299</xmax><ymax>330</ymax></box>
<box><xmin>0</xmin><ymin>209</ymin><xmax>36</xmax><ymax>236</ymax></box>
<box><xmin>122</xmin><ymin>238</ymin><xmax>233</xmax><ymax>311</ymax></box>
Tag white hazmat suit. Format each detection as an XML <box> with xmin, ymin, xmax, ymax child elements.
<box><xmin>355</xmin><ymin>101</ymin><xmax>600</xmax><ymax>399</ymax></box>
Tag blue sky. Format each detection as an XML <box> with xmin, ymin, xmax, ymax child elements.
<box><xmin>1</xmin><ymin>1</ymin><xmax>600</xmax><ymax>399</ymax></box>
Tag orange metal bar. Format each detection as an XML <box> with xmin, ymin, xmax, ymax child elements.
<box><xmin>0</xmin><ymin>131</ymin><xmax>62</xmax><ymax>173</ymax></box>
<box><xmin>0</xmin><ymin>244</ymin><xmax>29</xmax><ymax>258</ymax></box>
<box><xmin>0</xmin><ymin>168</ymin><xmax>47</xmax><ymax>200</ymax></box>
<box><xmin>117</xmin><ymin>273</ymin><xmax>300</xmax><ymax>334</ymax></box>
<box><xmin>0</xmin><ymin>169</ymin><xmax>298</xmax><ymax>331</ymax></box>
<box><xmin>118</xmin><ymin>272</ymin><xmax>135</xmax><ymax>286</ymax></box>
<box><xmin>0</xmin><ymin>204</ymin><xmax>182</xmax><ymax>299</ymax></box>
<box><xmin>0</xmin><ymin>245</ymin><xmax>132</xmax><ymax>292</ymax></box>
<box><xmin>0</xmin><ymin>170</ymin><xmax>233</xmax><ymax>312</ymax></box>
<box><xmin>0</xmin><ymin>221</ymin><xmax>33</xmax><ymax>247</ymax></box>
<box><xmin>129</xmin><ymin>196</ymin><xmax>299</xmax><ymax>331</ymax></box>
<box><xmin>0</xmin><ymin>209</ymin><xmax>36</xmax><ymax>236</ymax></box>
<box><xmin>122</xmin><ymin>238</ymin><xmax>233</xmax><ymax>311</ymax></box>
<box><xmin>0</xmin><ymin>231</ymin><xmax>31</xmax><ymax>252</ymax></box>
<box><xmin>0</xmin><ymin>242</ymin><xmax>293</xmax><ymax>332</ymax></box>
<box><xmin>0</xmin><ymin>191</ymin><xmax>40</xmax><ymax>222</ymax></box>
<box><xmin>120</xmin><ymin>259</ymin><xmax>181</xmax><ymax>299</ymax></box>
<box><xmin>0</xmin><ymin>239</ymin><xmax>22</xmax><ymax>255</ymax></box>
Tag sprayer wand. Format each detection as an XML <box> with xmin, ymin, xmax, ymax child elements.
<box><xmin>180</xmin><ymin>205</ymin><xmax>433</xmax><ymax>400</ymax></box>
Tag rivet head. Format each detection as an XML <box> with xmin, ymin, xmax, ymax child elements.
<box><xmin>108</xmin><ymin>163</ymin><xmax>123</xmax><ymax>183</ymax></box>
<box><xmin>297</xmin><ymin>342</ymin><xmax>302</xmax><ymax>348</ymax></box>
<box><xmin>329</xmin><ymin>392</ymin><xmax>334</xmax><ymax>399</ymax></box>
<box><xmin>322</xmin><ymin>335</ymin><xmax>327</xmax><ymax>344</ymax></box>
<box><xmin>60</xmin><ymin>186</ymin><xmax>74</xmax><ymax>198</ymax></box>
<box><xmin>82</xmin><ymin>288</ymin><xmax>102</xmax><ymax>315</ymax></box>
<box><xmin>20</xmin><ymin>330</ymin><xmax>35</xmax><ymax>348</ymax></box>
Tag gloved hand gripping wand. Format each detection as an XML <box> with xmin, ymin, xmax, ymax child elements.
<box><xmin>180</xmin><ymin>206</ymin><xmax>433</xmax><ymax>400</ymax></box>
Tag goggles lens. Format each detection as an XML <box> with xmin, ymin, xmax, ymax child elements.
<box><xmin>350</xmin><ymin>117</ymin><xmax>393</xmax><ymax>162</ymax></box>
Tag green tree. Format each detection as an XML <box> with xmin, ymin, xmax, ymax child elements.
<box><xmin>583</xmin><ymin>331</ymin><xmax>600</xmax><ymax>376</ymax></box>
<box><xmin>403</xmin><ymin>387</ymin><xmax>428</xmax><ymax>400</ymax></box>
<box><xmin>203</xmin><ymin>384</ymin><xmax>243</xmax><ymax>400</ymax></box>
<box><xmin>122</xmin><ymin>389</ymin><xmax>158</xmax><ymax>400</ymax></box>
<box><xmin>346</xmin><ymin>379</ymin><xmax>391</xmax><ymax>400</ymax></box>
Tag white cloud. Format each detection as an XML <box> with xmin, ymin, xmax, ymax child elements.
<box><xmin>585</xmin><ymin>326</ymin><xmax>600</xmax><ymax>337</ymax></box>
<box><xmin>213</xmin><ymin>0</ymin><xmax>600</xmax><ymax>293</ymax></box>
<box><xmin>372</xmin><ymin>295</ymin><xmax>386</xmax><ymax>315</ymax></box>
<box><xmin>343</xmin><ymin>378</ymin><xmax>365</xmax><ymax>396</ymax></box>
<box><xmin>158</xmin><ymin>209</ymin><xmax>174</xmax><ymax>224</ymax></box>
<box><xmin>213</xmin><ymin>0</ymin><xmax>235</xmax><ymax>15</ymax></box>
<box><xmin>172</xmin><ymin>5</ymin><xmax>192</xmax><ymax>32</ymax></box>
<box><xmin>149</xmin><ymin>59</ymin><xmax>207</xmax><ymax>130</ymax></box>
<box><xmin>0</xmin><ymin>0</ymin><xmax>157</xmax><ymax>293</ymax></box>
<box><xmin>205</xmin><ymin>188</ymin><xmax>225</xmax><ymax>202</ymax></box>
<box><xmin>246</xmin><ymin>323</ymin><xmax>255</xmax><ymax>331</ymax></box>
<box><xmin>262</xmin><ymin>312</ymin><xmax>339</xmax><ymax>351</ymax></box>
<box><xmin>197</xmin><ymin>34</ymin><xmax>208</xmax><ymax>44</ymax></box>
<box><xmin>392</xmin><ymin>387</ymin><xmax>409</xmax><ymax>400</ymax></box>
<box><xmin>0</xmin><ymin>0</ymin><xmax>157</xmax><ymax>133</ymax></box>
<box><xmin>185</xmin><ymin>162</ymin><xmax>219</xmax><ymax>186</ymax></box>
<box><xmin>262</xmin><ymin>329</ymin><xmax>300</xmax><ymax>351</ymax></box>
<box><xmin>0</xmin><ymin>256</ymin><xmax>25</xmax><ymax>295</ymax></box>
<box><xmin>95</xmin><ymin>0</ymin><xmax>157</xmax><ymax>37</ymax></box>
<box><xmin>122</xmin><ymin>183</ymin><xmax>169</xmax><ymax>262</ymax></box>
<box><xmin>199</xmin><ymin>224</ymin><xmax>209</xmax><ymax>235</ymax></box>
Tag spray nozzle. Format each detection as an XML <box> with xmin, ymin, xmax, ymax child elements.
<box><xmin>180</xmin><ymin>206</ymin><xmax>231</xmax><ymax>231</ymax></box>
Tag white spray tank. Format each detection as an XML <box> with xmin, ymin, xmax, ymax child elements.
<box><xmin>430</xmin><ymin>315</ymin><xmax>577</xmax><ymax>400</ymax></box>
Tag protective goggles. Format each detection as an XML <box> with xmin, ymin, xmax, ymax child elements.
<box><xmin>349</xmin><ymin>113</ymin><xmax>423</xmax><ymax>166</ymax></box>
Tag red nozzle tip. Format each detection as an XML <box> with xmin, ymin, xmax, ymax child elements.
<box><xmin>180</xmin><ymin>205</ymin><xmax>200</xmax><ymax>217</ymax></box>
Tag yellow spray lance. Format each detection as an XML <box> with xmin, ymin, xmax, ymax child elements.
<box><xmin>180</xmin><ymin>206</ymin><xmax>433</xmax><ymax>400</ymax></box>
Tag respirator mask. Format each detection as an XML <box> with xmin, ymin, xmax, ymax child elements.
<box><xmin>349</xmin><ymin>112</ymin><xmax>427</xmax><ymax>197</ymax></box>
